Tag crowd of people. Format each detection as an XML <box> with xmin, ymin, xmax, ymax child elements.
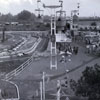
<box><xmin>59</xmin><ymin>43</ymin><xmax>79</xmax><ymax>63</ymax></box>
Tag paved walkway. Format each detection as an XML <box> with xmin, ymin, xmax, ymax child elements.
<box><xmin>14</xmin><ymin>42</ymin><xmax>100</xmax><ymax>80</ymax></box>
<box><xmin>12</xmin><ymin>42</ymin><xmax>100</xmax><ymax>100</ymax></box>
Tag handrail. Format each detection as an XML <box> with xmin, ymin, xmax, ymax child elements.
<box><xmin>4</xmin><ymin>38</ymin><xmax>41</xmax><ymax>81</ymax></box>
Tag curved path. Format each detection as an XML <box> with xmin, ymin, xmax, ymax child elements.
<box><xmin>12</xmin><ymin>41</ymin><xmax>100</xmax><ymax>81</ymax></box>
<box><xmin>8</xmin><ymin>41</ymin><xmax>100</xmax><ymax>100</ymax></box>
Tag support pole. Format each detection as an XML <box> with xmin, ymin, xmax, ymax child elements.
<box><xmin>2</xmin><ymin>27</ymin><xmax>6</xmax><ymax>42</ymax></box>
<box><xmin>50</xmin><ymin>15</ymin><xmax>57</xmax><ymax>70</ymax></box>
<box><xmin>0</xmin><ymin>89</ymin><xmax>2</xmax><ymax>99</ymax></box>
<box><xmin>57</xmin><ymin>80</ymin><xmax>61</xmax><ymax>100</ymax></box>
<box><xmin>43</xmin><ymin>2</ymin><xmax>62</xmax><ymax>70</ymax></box>
<box><xmin>40</xmin><ymin>82</ymin><xmax>43</xmax><ymax>100</ymax></box>
<box><xmin>42</xmin><ymin>72</ymin><xmax>45</xmax><ymax>100</ymax></box>
<box><xmin>70</xmin><ymin>11</ymin><xmax>73</xmax><ymax>31</ymax></box>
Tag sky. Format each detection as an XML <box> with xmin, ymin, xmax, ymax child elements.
<box><xmin>0</xmin><ymin>0</ymin><xmax>100</xmax><ymax>17</ymax></box>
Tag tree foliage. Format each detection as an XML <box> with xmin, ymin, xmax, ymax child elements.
<box><xmin>17</xmin><ymin>10</ymin><xmax>32</xmax><ymax>21</ymax></box>
<box><xmin>73</xmin><ymin>64</ymin><xmax>100</xmax><ymax>100</ymax></box>
<box><xmin>0</xmin><ymin>13</ymin><xmax>14</xmax><ymax>21</ymax></box>
<box><xmin>91</xmin><ymin>22</ymin><xmax>97</xmax><ymax>26</ymax></box>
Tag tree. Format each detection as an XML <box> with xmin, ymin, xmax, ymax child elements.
<box><xmin>85</xmin><ymin>27</ymin><xmax>88</xmax><ymax>31</ymax></box>
<box><xmin>79</xmin><ymin>27</ymin><xmax>84</xmax><ymax>31</ymax></box>
<box><xmin>73</xmin><ymin>64</ymin><xmax>100</xmax><ymax>100</ymax></box>
<box><xmin>17</xmin><ymin>10</ymin><xmax>31</xmax><ymax>21</ymax></box>
<box><xmin>65</xmin><ymin>23</ymin><xmax>70</xmax><ymax>30</ymax></box>
<box><xmin>89</xmin><ymin>27</ymin><xmax>92</xmax><ymax>31</ymax></box>
<box><xmin>2</xmin><ymin>26</ymin><xmax>6</xmax><ymax>42</ymax></box>
<box><xmin>0</xmin><ymin>13</ymin><xmax>14</xmax><ymax>22</ymax></box>
<box><xmin>91</xmin><ymin>22</ymin><xmax>97</xmax><ymax>26</ymax></box>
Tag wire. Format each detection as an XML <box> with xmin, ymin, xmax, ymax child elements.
<box><xmin>40</xmin><ymin>1</ymin><xmax>52</xmax><ymax>16</ymax></box>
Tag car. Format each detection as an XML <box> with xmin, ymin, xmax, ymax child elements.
<box><xmin>17</xmin><ymin>53</ymin><xmax>23</xmax><ymax>56</ymax></box>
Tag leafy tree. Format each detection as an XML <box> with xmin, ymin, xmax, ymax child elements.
<box><xmin>89</xmin><ymin>27</ymin><xmax>92</xmax><ymax>31</ymax></box>
<box><xmin>79</xmin><ymin>27</ymin><xmax>84</xmax><ymax>31</ymax></box>
<box><xmin>45</xmin><ymin>23</ymin><xmax>50</xmax><ymax>28</ymax></box>
<box><xmin>30</xmin><ymin>13</ymin><xmax>36</xmax><ymax>21</ymax></box>
<box><xmin>91</xmin><ymin>22</ymin><xmax>97</xmax><ymax>26</ymax></box>
<box><xmin>17</xmin><ymin>10</ymin><xmax>31</xmax><ymax>21</ymax></box>
<box><xmin>93</xmin><ymin>27</ymin><xmax>97</xmax><ymax>32</ymax></box>
<box><xmin>73</xmin><ymin>64</ymin><xmax>100</xmax><ymax>100</ymax></box>
<box><xmin>0</xmin><ymin>13</ymin><xmax>14</xmax><ymax>22</ymax></box>
<box><xmin>85</xmin><ymin>27</ymin><xmax>88</xmax><ymax>31</ymax></box>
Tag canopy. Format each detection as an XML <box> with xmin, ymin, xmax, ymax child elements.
<box><xmin>56</xmin><ymin>33</ymin><xmax>72</xmax><ymax>43</ymax></box>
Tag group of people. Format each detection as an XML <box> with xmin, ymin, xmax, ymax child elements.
<box><xmin>73</xmin><ymin>46</ymin><xmax>79</xmax><ymax>55</ymax></box>
<box><xmin>86</xmin><ymin>43</ymin><xmax>100</xmax><ymax>54</ymax></box>
<box><xmin>59</xmin><ymin>45</ymin><xmax>79</xmax><ymax>63</ymax></box>
<box><xmin>64</xmin><ymin>45</ymin><xmax>79</xmax><ymax>55</ymax></box>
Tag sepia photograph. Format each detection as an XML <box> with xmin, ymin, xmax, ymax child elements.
<box><xmin>0</xmin><ymin>0</ymin><xmax>100</xmax><ymax>100</ymax></box>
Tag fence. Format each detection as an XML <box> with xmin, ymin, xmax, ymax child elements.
<box><xmin>4</xmin><ymin>38</ymin><xmax>41</xmax><ymax>80</ymax></box>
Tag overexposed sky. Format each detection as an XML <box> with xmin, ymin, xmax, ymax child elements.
<box><xmin>0</xmin><ymin>0</ymin><xmax>100</xmax><ymax>17</ymax></box>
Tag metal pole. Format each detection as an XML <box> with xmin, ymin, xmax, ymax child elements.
<box><xmin>36</xmin><ymin>89</ymin><xmax>39</xmax><ymax>97</ymax></box>
<box><xmin>71</xmin><ymin>11</ymin><xmax>73</xmax><ymax>30</ymax></box>
<box><xmin>57</xmin><ymin>80</ymin><xmax>61</xmax><ymax>100</ymax></box>
<box><xmin>0</xmin><ymin>89</ymin><xmax>2</xmax><ymax>99</ymax></box>
<box><xmin>40</xmin><ymin>82</ymin><xmax>43</xmax><ymax>100</ymax></box>
<box><xmin>43</xmin><ymin>2</ymin><xmax>61</xmax><ymax>70</ymax></box>
<box><xmin>42</xmin><ymin>72</ymin><xmax>45</xmax><ymax>100</ymax></box>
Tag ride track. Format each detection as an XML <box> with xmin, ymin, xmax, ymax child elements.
<box><xmin>4</xmin><ymin>36</ymin><xmax>50</xmax><ymax>80</ymax></box>
<box><xmin>3</xmin><ymin>30</ymin><xmax>100</xmax><ymax>81</ymax></box>
<box><xmin>3</xmin><ymin>33</ymin><xmax>100</xmax><ymax>100</ymax></box>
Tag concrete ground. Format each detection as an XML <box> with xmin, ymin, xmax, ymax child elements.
<box><xmin>10</xmin><ymin>41</ymin><xmax>100</xmax><ymax>100</ymax></box>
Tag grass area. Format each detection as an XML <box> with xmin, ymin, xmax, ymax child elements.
<box><xmin>0</xmin><ymin>59</ymin><xmax>27</xmax><ymax>74</ymax></box>
<box><xmin>0</xmin><ymin>80</ymin><xmax>18</xmax><ymax>99</ymax></box>
<box><xmin>36</xmin><ymin>37</ymin><xmax>49</xmax><ymax>52</ymax></box>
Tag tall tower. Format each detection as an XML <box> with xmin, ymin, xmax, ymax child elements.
<box><xmin>43</xmin><ymin>1</ymin><xmax>62</xmax><ymax>70</ymax></box>
<box><xmin>50</xmin><ymin>14</ymin><xmax>57</xmax><ymax>69</ymax></box>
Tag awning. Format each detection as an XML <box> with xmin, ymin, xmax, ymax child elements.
<box><xmin>56</xmin><ymin>34</ymin><xmax>72</xmax><ymax>43</ymax></box>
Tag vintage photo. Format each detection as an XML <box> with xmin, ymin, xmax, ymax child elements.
<box><xmin>0</xmin><ymin>0</ymin><xmax>100</xmax><ymax>100</ymax></box>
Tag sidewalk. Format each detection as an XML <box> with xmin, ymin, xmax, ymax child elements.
<box><xmin>12</xmin><ymin>41</ymin><xmax>100</xmax><ymax>100</ymax></box>
<box><xmin>13</xmin><ymin>41</ymin><xmax>97</xmax><ymax>80</ymax></box>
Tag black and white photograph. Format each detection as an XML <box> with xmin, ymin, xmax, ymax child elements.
<box><xmin>0</xmin><ymin>0</ymin><xmax>100</xmax><ymax>100</ymax></box>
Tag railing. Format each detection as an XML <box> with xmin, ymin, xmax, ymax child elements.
<box><xmin>4</xmin><ymin>38</ymin><xmax>42</xmax><ymax>81</ymax></box>
<box><xmin>1</xmin><ymin>79</ymin><xmax>20</xmax><ymax>100</ymax></box>
<box><xmin>16</xmin><ymin>38</ymin><xmax>40</xmax><ymax>54</ymax></box>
